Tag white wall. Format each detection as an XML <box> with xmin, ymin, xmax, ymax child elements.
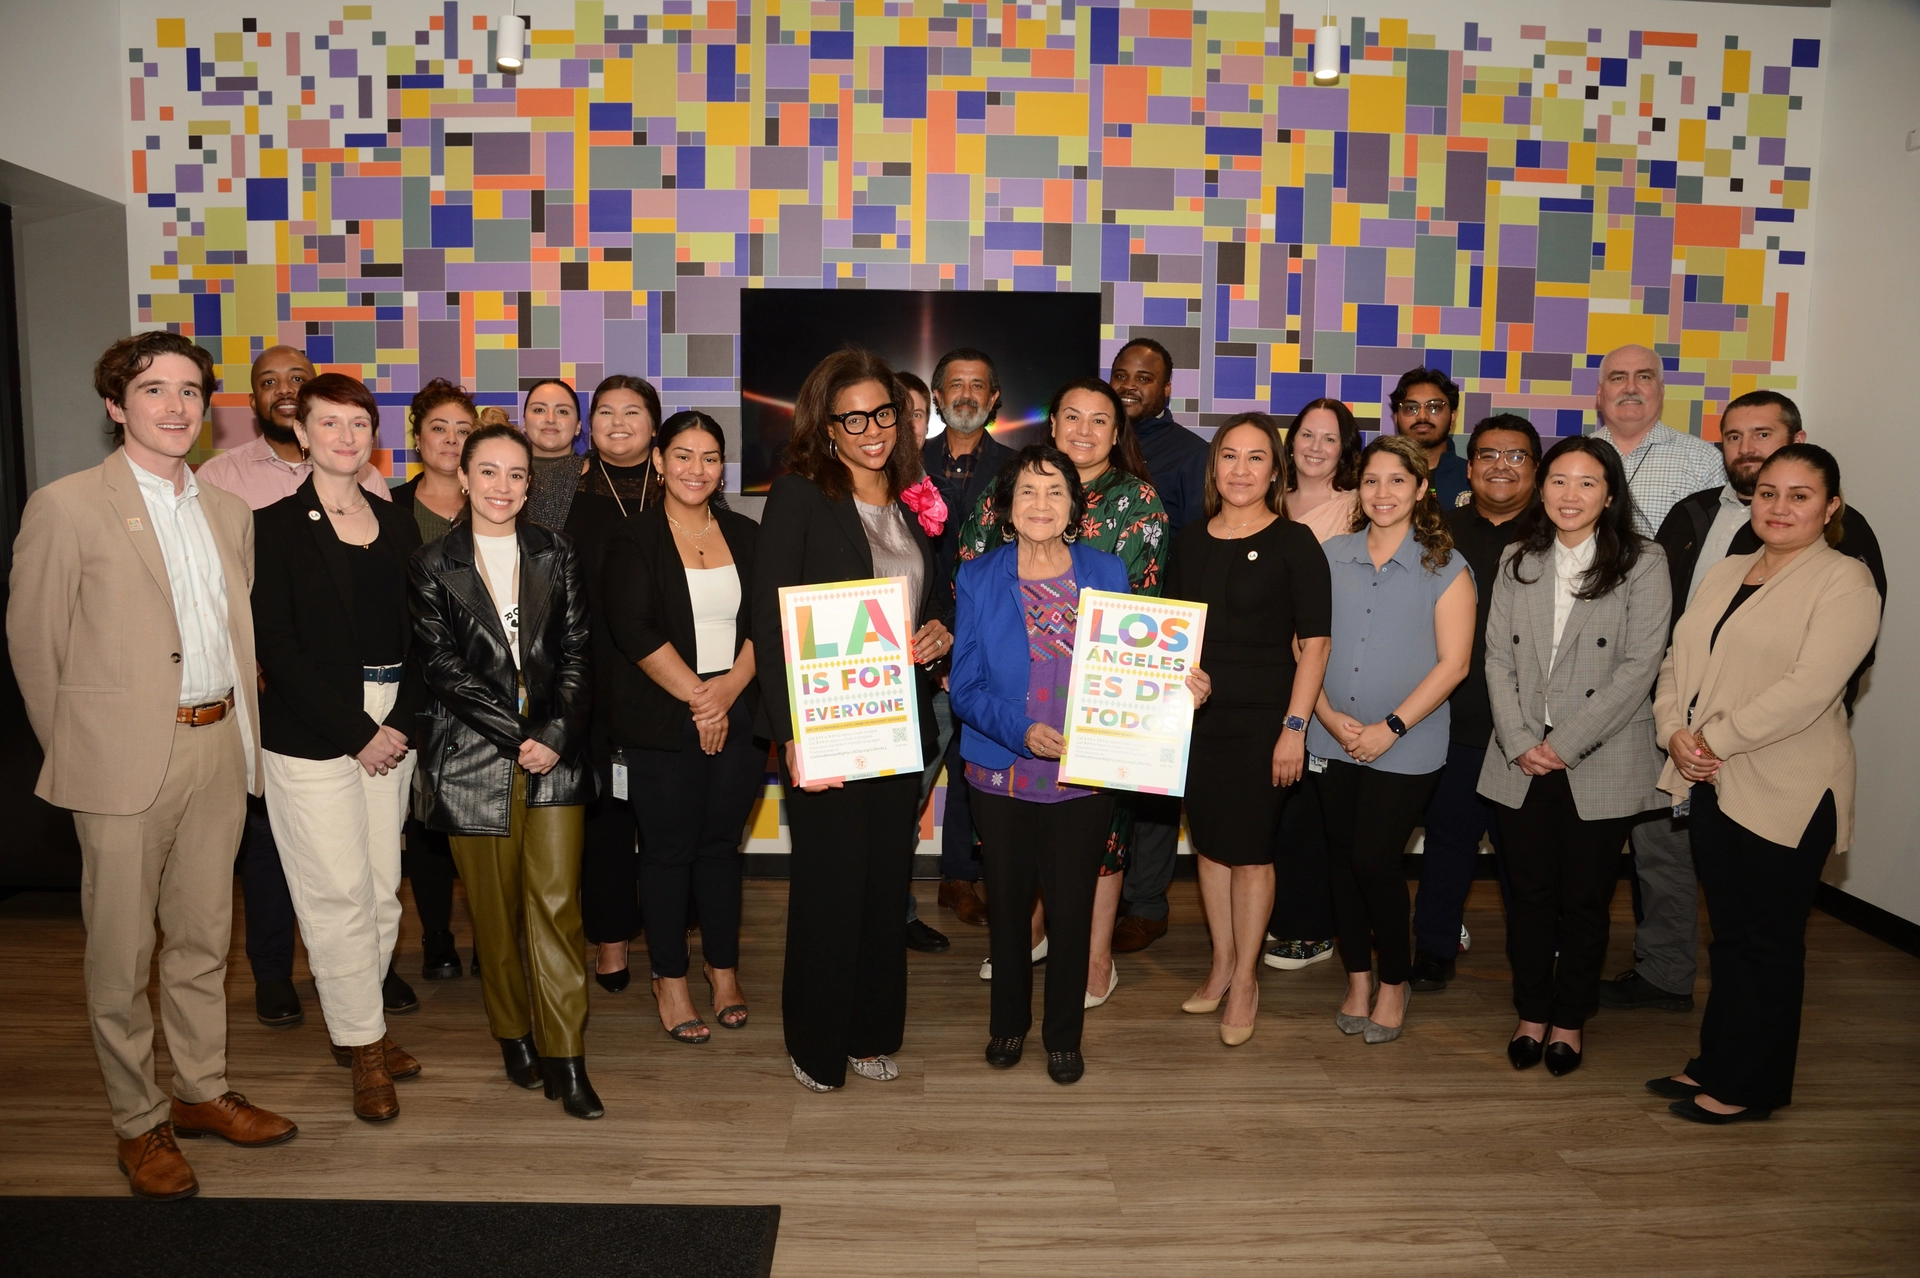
<box><xmin>1804</xmin><ymin>0</ymin><xmax>1920</xmax><ymax>925</ymax></box>
<box><xmin>0</xmin><ymin>0</ymin><xmax>128</xmax><ymax>205</ymax></box>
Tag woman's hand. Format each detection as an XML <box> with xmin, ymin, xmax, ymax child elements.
<box><xmin>784</xmin><ymin>740</ymin><xmax>843</xmax><ymax>792</ymax></box>
<box><xmin>1185</xmin><ymin>667</ymin><xmax>1212</xmax><ymax>707</ymax></box>
<box><xmin>687</xmin><ymin>675</ymin><xmax>739</xmax><ymax>726</ymax></box>
<box><xmin>1025</xmin><ymin>722</ymin><xmax>1066</xmax><ymax>760</ymax></box>
<box><xmin>696</xmin><ymin>714</ymin><xmax>729</xmax><ymax>756</ymax></box>
<box><xmin>911</xmin><ymin>619</ymin><xmax>952</xmax><ymax>666</ymax></box>
<box><xmin>1318</xmin><ymin>711</ymin><xmax>1364</xmax><ymax>754</ymax></box>
<box><xmin>1516</xmin><ymin>741</ymin><xmax>1568</xmax><ymax>776</ymax></box>
<box><xmin>1271</xmin><ymin>729</ymin><xmax>1306</xmax><ymax>788</ymax></box>
<box><xmin>518</xmin><ymin>738</ymin><xmax>561</xmax><ymax>775</ymax></box>
<box><xmin>355</xmin><ymin>725</ymin><xmax>410</xmax><ymax>777</ymax></box>
<box><xmin>1668</xmin><ymin>729</ymin><xmax>1720</xmax><ymax>783</ymax></box>
<box><xmin>1347</xmin><ymin>721</ymin><xmax>1399</xmax><ymax>765</ymax></box>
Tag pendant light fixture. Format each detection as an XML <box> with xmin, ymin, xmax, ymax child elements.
<box><xmin>1313</xmin><ymin>18</ymin><xmax>1341</xmax><ymax>82</ymax></box>
<box><xmin>496</xmin><ymin>6</ymin><xmax>527</xmax><ymax>73</ymax></box>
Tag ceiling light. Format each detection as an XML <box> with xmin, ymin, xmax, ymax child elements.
<box><xmin>1313</xmin><ymin>22</ymin><xmax>1341</xmax><ymax>82</ymax></box>
<box><xmin>496</xmin><ymin>11</ymin><xmax>526</xmax><ymax>73</ymax></box>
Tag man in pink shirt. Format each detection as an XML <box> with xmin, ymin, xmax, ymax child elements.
<box><xmin>195</xmin><ymin>346</ymin><xmax>407</xmax><ymax>1030</ymax></box>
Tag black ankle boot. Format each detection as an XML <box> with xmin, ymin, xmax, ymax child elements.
<box><xmin>421</xmin><ymin>931</ymin><xmax>462</xmax><ymax>980</ymax></box>
<box><xmin>539</xmin><ymin>1056</ymin><xmax>605</xmax><ymax>1119</ymax></box>
<box><xmin>499</xmin><ymin>1035</ymin><xmax>542</xmax><ymax>1089</ymax></box>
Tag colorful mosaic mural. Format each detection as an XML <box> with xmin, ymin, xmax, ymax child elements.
<box><xmin>123</xmin><ymin>0</ymin><xmax>1824</xmax><ymax>483</ymax></box>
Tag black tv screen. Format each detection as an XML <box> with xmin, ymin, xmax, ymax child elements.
<box><xmin>739</xmin><ymin>288</ymin><xmax>1102</xmax><ymax>493</ymax></box>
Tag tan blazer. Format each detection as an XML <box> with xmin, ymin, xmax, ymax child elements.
<box><xmin>7</xmin><ymin>449</ymin><xmax>262</xmax><ymax>814</ymax></box>
<box><xmin>1655</xmin><ymin>542</ymin><xmax>1879</xmax><ymax>851</ymax></box>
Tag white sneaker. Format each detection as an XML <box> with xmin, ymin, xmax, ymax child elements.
<box><xmin>980</xmin><ymin>937</ymin><xmax>1049</xmax><ymax>982</ymax></box>
<box><xmin>1459</xmin><ymin>924</ymin><xmax>1472</xmax><ymax>954</ymax></box>
<box><xmin>847</xmin><ymin>1055</ymin><xmax>900</xmax><ymax>1082</ymax></box>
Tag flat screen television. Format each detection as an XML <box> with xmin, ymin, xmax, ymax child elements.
<box><xmin>738</xmin><ymin>288</ymin><xmax>1102</xmax><ymax>493</ymax></box>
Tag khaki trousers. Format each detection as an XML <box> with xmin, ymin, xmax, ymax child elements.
<box><xmin>263</xmin><ymin>682</ymin><xmax>414</xmax><ymax>1048</ymax></box>
<box><xmin>449</xmin><ymin>768</ymin><xmax>587</xmax><ymax>1057</ymax></box>
<box><xmin>72</xmin><ymin>714</ymin><xmax>247</xmax><ymax>1139</ymax></box>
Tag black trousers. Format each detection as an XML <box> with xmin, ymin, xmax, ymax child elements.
<box><xmin>1413</xmin><ymin>739</ymin><xmax>1506</xmax><ymax>961</ymax></box>
<box><xmin>1687</xmin><ymin>782</ymin><xmax>1837</xmax><ymax>1110</ymax></box>
<box><xmin>782</xmin><ymin>769</ymin><xmax>920</xmax><ymax>1088</ymax></box>
<box><xmin>579</xmin><ymin>738</ymin><xmax>642</xmax><ymax>945</ymax></box>
<box><xmin>972</xmin><ymin>789</ymin><xmax>1114</xmax><ymax>1053</ymax></box>
<box><xmin>1494</xmin><ymin>769</ymin><xmax>1635</xmax><ymax>1029</ymax></box>
<box><xmin>628</xmin><ymin>716</ymin><xmax>762</xmax><ymax>980</ymax></box>
<box><xmin>1315</xmin><ymin>759</ymin><xmax>1440</xmax><ymax>986</ymax></box>
<box><xmin>1269</xmin><ymin>780</ymin><xmax>1335</xmax><ymax>941</ymax></box>
<box><xmin>237</xmin><ymin>794</ymin><xmax>298</xmax><ymax>981</ymax></box>
<box><xmin>402</xmin><ymin>817</ymin><xmax>456</xmax><ymax>939</ymax></box>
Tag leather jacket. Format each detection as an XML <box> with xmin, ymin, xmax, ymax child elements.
<box><xmin>408</xmin><ymin>521</ymin><xmax>594</xmax><ymax>835</ymax></box>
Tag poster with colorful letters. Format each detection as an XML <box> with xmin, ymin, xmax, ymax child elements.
<box><xmin>779</xmin><ymin>577</ymin><xmax>924</xmax><ymax>787</ymax></box>
<box><xmin>1059</xmin><ymin>590</ymin><xmax>1207</xmax><ymax>796</ymax></box>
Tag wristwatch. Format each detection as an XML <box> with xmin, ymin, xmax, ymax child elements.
<box><xmin>1284</xmin><ymin>714</ymin><xmax>1308</xmax><ymax>733</ymax></box>
<box><xmin>1385</xmin><ymin>713</ymin><xmax>1409</xmax><ymax>737</ymax></box>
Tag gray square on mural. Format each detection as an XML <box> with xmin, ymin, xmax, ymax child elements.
<box><xmin>591</xmin><ymin>146</ymin><xmax>661</xmax><ymax>190</ymax></box>
<box><xmin>1313</xmin><ymin>331</ymin><xmax>1356</xmax><ymax>374</ymax></box>
<box><xmin>925</xmin><ymin>220</ymin><xmax>970</xmax><ymax>264</ymax></box>
<box><xmin>476</xmin><ymin>219</ymin><xmax>531</xmax><ymax>263</ymax></box>
<box><xmin>1537</xmin><ymin>212</ymin><xmax>1593</xmax><ymax>285</ymax></box>
<box><xmin>1414</xmin><ymin>235</ymin><xmax>1455</xmax><ymax>306</ymax></box>
<box><xmin>531</xmin><ymin>305</ymin><xmax>560</xmax><ymax>350</ymax></box>
<box><xmin>748</xmin><ymin>145</ymin><xmax>807</xmax><ymax>190</ymax></box>
<box><xmin>1128</xmin><ymin>325</ymin><xmax>1200</xmax><ymax>370</ymax></box>
<box><xmin>677</xmin><ymin>277</ymin><xmax>744</xmax><ymax>334</ymax></box>
<box><xmin>1105</xmin><ymin>167</ymin><xmax>1176</xmax><ymax>210</ymax></box>
<box><xmin>986</xmin><ymin>136</ymin><xmax>1058</xmax><ymax>179</ymax></box>
<box><xmin>687</xmin><ymin>334</ymin><xmax>735</xmax><ymax>378</ymax></box>
<box><xmin>633</xmin><ymin>235</ymin><xmax>677</xmax><ymax>291</ymax></box>
<box><xmin>1406</xmin><ymin>48</ymin><xmax>1450</xmax><ymax>107</ymax></box>
<box><xmin>473</xmin><ymin>132</ymin><xmax>531</xmax><ymax>176</ymax></box>
<box><xmin>334</xmin><ymin>321</ymin><xmax>376</xmax><ymax>364</ymax></box>
<box><xmin>476</xmin><ymin>348</ymin><xmax>518</xmax><ymax>393</ymax></box>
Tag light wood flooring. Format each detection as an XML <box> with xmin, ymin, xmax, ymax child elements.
<box><xmin>1</xmin><ymin>879</ymin><xmax>1916</xmax><ymax>1275</ymax></box>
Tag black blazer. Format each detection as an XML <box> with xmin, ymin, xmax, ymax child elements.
<box><xmin>252</xmin><ymin>475</ymin><xmax>426</xmax><ymax>760</ymax></box>
<box><xmin>750</xmin><ymin>472</ymin><xmax>951</xmax><ymax>758</ymax></box>
<box><xmin>408</xmin><ymin>520</ymin><xmax>594</xmax><ymax>835</ymax></box>
<box><xmin>601</xmin><ymin>503</ymin><xmax>760</xmax><ymax>751</ymax></box>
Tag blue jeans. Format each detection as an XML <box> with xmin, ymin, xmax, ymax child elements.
<box><xmin>1412</xmin><ymin>739</ymin><xmax>1504</xmax><ymax>961</ymax></box>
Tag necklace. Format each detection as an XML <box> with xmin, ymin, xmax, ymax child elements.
<box><xmin>667</xmin><ymin>507</ymin><xmax>715</xmax><ymax>560</ymax></box>
<box><xmin>322</xmin><ymin>493</ymin><xmax>369</xmax><ymax>517</ymax></box>
<box><xmin>1217</xmin><ymin>511</ymin><xmax>1271</xmax><ymax>539</ymax></box>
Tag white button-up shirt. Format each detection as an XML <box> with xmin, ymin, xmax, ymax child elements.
<box><xmin>129</xmin><ymin>457</ymin><xmax>238</xmax><ymax>705</ymax></box>
<box><xmin>1687</xmin><ymin>484</ymin><xmax>1751</xmax><ymax>607</ymax></box>
<box><xmin>1592</xmin><ymin>422</ymin><xmax>1726</xmax><ymax>538</ymax></box>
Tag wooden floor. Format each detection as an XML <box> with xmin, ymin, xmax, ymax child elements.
<box><xmin>2</xmin><ymin>878</ymin><xmax>1917</xmax><ymax>1276</ymax></box>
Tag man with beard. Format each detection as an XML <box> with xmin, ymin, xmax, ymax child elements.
<box><xmin>923</xmin><ymin>348</ymin><xmax>1013</xmax><ymax>927</ymax></box>
<box><xmin>196</xmin><ymin>346</ymin><xmax>401</xmax><ymax>1029</ymax></box>
<box><xmin>1601</xmin><ymin>390</ymin><xmax>1886</xmax><ymax>1014</ymax></box>
<box><xmin>1389</xmin><ymin>366</ymin><xmax>1471</xmax><ymax>510</ymax></box>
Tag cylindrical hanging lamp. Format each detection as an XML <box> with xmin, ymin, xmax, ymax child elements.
<box><xmin>1313</xmin><ymin>22</ymin><xmax>1342</xmax><ymax>82</ymax></box>
<box><xmin>496</xmin><ymin>10</ymin><xmax>527</xmax><ymax>72</ymax></box>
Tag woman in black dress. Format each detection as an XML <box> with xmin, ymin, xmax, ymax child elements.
<box><xmin>1165</xmin><ymin>412</ymin><xmax>1332</xmax><ymax>1044</ymax></box>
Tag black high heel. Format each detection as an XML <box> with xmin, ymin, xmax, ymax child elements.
<box><xmin>1507</xmin><ymin>1035</ymin><xmax>1544</xmax><ymax>1070</ymax></box>
<box><xmin>499</xmin><ymin>1034</ymin><xmax>542</xmax><ymax>1089</ymax></box>
<box><xmin>595</xmin><ymin>967</ymin><xmax>631</xmax><ymax>993</ymax></box>
<box><xmin>1544</xmin><ymin>1041</ymin><xmax>1583</xmax><ymax>1076</ymax></box>
<box><xmin>539</xmin><ymin>1057</ymin><xmax>605</xmax><ymax>1119</ymax></box>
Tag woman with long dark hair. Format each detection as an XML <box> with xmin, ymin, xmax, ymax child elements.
<box><xmin>751</xmin><ymin>347</ymin><xmax>953</xmax><ymax>1092</ymax></box>
<box><xmin>1310</xmin><ymin>435</ymin><xmax>1474</xmax><ymax>1044</ymax></box>
<box><xmin>520</xmin><ymin>379</ymin><xmax>584</xmax><ymax>531</ymax></box>
<box><xmin>1478</xmin><ymin>436</ymin><xmax>1669</xmax><ymax>1076</ymax></box>
<box><xmin>1282</xmin><ymin>397</ymin><xmax>1364</xmax><ymax>542</ymax></box>
<box><xmin>409</xmin><ymin>424</ymin><xmax>600</xmax><ymax>1117</ymax></box>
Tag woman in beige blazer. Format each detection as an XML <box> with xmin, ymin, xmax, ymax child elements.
<box><xmin>1649</xmin><ymin>444</ymin><xmax>1881</xmax><ymax>1125</ymax></box>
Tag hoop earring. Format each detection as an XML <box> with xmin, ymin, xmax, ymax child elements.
<box><xmin>1000</xmin><ymin>523</ymin><xmax>1016</xmax><ymax>542</ymax></box>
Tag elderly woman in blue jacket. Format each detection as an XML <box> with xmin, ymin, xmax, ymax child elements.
<box><xmin>951</xmin><ymin>444</ymin><xmax>1208</xmax><ymax>1085</ymax></box>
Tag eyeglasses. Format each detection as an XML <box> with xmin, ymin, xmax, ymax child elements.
<box><xmin>829</xmin><ymin>404</ymin><xmax>899</xmax><ymax>434</ymax></box>
<box><xmin>1396</xmin><ymin>399</ymin><xmax>1452</xmax><ymax>419</ymax></box>
<box><xmin>1471</xmin><ymin>448</ymin><xmax>1534</xmax><ymax>465</ymax></box>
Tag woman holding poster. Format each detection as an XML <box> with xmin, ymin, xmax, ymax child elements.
<box><xmin>1164</xmin><ymin>413</ymin><xmax>1332</xmax><ymax>1046</ymax></box>
<box><xmin>1307</xmin><ymin>436</ymin><xmax>1474</xmax><ymax>1045</ymax></box>
<box><xmin>751</xmin><ymin>348</ymin><xmax>953</xmax><ymax>1094</ymax></box>
<box><xmin>953</xmin><ymin>378</ymin><xmax>1168</xmax><ymax>1006</ymax></box>
<box><xmin>951</xmin><ymin>446</ymin><xmax>1174</xmax><ymax>1084</ymax></box>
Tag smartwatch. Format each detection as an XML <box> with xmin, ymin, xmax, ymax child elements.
<box><xmin>1284</xmin><ymin>714</ymin><xmax>1308</xmax><ymax>733</ymax></box>
<box><xmin>1385</xmin><ymin>713</ymin><xmax>1409</xmax><ymax>737</ymax></box>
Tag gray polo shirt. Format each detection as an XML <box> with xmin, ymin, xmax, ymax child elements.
<box><xmin>1308</xmin><ymin>527</ymin><xmax>1469</xmax><ymax>776</ymax></box>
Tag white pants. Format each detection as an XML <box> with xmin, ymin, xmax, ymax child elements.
<box><xmin>263</xmin><ymin>681</ymin><xmax>415</xmax><ymax>1047</ymax></box>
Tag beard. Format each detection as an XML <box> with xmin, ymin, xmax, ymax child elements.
<box><xmin>1728</xmin><ymin>460</ymin><xmax>1762</xmax><ymax>497</ymax></box>
<box><xmin>940</xmin><ymin>397</ymin><xmax>991</xmax><ymax>434</ymax></box>
<box><xmin>258</xmin><ymin>413</ymin><xmax>299</xmax><ymax>445</ymax></box>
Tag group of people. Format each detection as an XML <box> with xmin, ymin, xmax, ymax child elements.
<box><xmin>7</xmin><ymin>327</ymin><xmax>1883</xmax><ymax>1200</ymax></box>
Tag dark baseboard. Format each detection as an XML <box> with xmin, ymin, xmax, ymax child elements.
<box><xmin>1814</xmin><ymin>883</ymin><xmax>1920</xmax><ymax>959</ymax></box>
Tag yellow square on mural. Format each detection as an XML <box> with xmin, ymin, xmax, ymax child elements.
<box><xmin>1016</xmin><ymin>94</ymin><xmax>1087</xmax><ymax>137</ymax></box>
<box><xmin>1349</xmin><ymin>76</ymin><xmax>1407</xmax><ymax>134</ymax></box>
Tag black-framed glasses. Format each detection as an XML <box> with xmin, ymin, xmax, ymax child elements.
<box><xmin>1472</xmin><ymin>447</ymin><xmax>1534</xmax><ymax>465</ymax></box>
<box><xmin>1396</xmin><ymin>398</ymin><xmax>1451</xmax><ymax>418</ymax></box>
<box><xmin>830</xmin><ymin>404</ymin><xmax>899</xmax><ymax>434</ymax></box>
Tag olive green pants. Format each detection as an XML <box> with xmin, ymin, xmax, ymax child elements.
<box><xmin>449</xmin><ymin>768</ymin><xmax>588</xmax><ymax>1057</ymax></box>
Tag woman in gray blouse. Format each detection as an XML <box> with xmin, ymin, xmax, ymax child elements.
<box><xmin>1308</xmin><ymin>436</ymin><xmax>1475</xmax><ymax>1044</ymax></box>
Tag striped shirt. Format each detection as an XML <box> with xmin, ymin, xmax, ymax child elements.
<box><xmin>1592</xmin><ymin>422</ymin><xmax>1726</xmax><ymax>538</ymax></box>
<box><xmin>129</xmin><ymin>458</ymin><xmax>238</xmax><ymax>705</ymax></box>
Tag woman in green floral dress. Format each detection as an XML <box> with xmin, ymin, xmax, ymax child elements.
<box><xmin>953</xmin><ymin>377</ymin><xmax>1168</xmax><ymax>1007</ymax></box>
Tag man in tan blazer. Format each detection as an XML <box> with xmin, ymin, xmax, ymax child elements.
<box><xmin>7</xmin><ymin>332</ymin><xmax>297</xmax><ymax>1200</ymax></box>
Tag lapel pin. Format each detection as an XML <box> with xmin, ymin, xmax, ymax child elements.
<box><xmin>1247</xmin><ymin>549</ymin><xmax>1259</xmax><ymax>561</ymax></box>
<box><xmin>308</xmin><ymin>509</ymin><xmax>323</xmax><ymax>521</ymax></box>
<box><xmin>125</xmin><ymin>517</ymin><xmax>144</xmax><ymax>532</ymax></box>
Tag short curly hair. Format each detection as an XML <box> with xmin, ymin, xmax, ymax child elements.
<box><xmin>94</xmin><ymin>332</ymin><xmax>218</xmax><ymax>446</ymax></box>
<box><xmin>989</xmin><ymin>444</ymin><xmax>1088</xmax><ymax>544</ymax></box>
<box><xmin>784</xmin><ymin>346</ymin><xmax>921</xmax><ymax>502</ymax></box>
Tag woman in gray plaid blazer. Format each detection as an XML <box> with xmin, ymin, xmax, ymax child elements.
<box><xmin>1478</xmin><ymin>437</ymin><xmax>1669</xmax><ymax>1077</ymax></box>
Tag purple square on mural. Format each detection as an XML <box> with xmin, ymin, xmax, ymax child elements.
<box><xmin>175</xmin><ymin>164</ymin><xmax>204</xmax><ymax>193</ymax></box>
<box><xmin>1758</xmin><ymin>137</ymin><xmax>1786</xmax><ymax>165</ymax></box>
<box><xmin>767</xmin><ymin>44</ymin><xmax>809</xmax><ymax>89</ymax></box>
<box><xmin>1273</xmin><ymin>86</ymin><xmax>1347</xmax><ymax>132</ymax></box>
<box><xmin>1534</xmin><ymin>297</ymin><xmax>1588</xmax><ymax>353</ymax></box>
<box><xmin>1762</xmin><ymin>65</ymin><xmax>1791</xmax><ymax>95</ymax></box>
<box><xmin>333</xmin><ymin>177</ymin><xmax>403</xmax><ymax>220</ymax></box>
<box><xmin>679</xmin><ymin>190</ymin><xmax>750</xmax><ymax>232</ymax></box>
<box><xmin>330</xmin><ymin>48</ymin><xmax>357</xmax><ymax>78</ymax></box>
<box><xmin>1504</xmin><ymin>95</ymin><xmax>1531</xmax><ymax>126</ymax></box>
<box><xmin>926</xmin><ymin>174</ymin><xmax>969</xmax><ymax>220</ymax></box>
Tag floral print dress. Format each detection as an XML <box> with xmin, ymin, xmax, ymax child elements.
<box><xmin>953</xmin><ymin>467</ymin><xmax>1170</xmax><ymax>874</ymax></box>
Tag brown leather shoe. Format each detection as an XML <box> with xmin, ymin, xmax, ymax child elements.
<box><xmin>350</xmin><ymin>1042</ymin><xmax>399</xmax><ymax>1122</ymax></box>
<box><xmin>117</xmin><ymin>1122</ymin><xmax>197</xmax><ymax>1200</ymax></box>
<box><xmin>937</xmin><ymin>878</ymin><xmax>989</xmax><ymax>927</ymax></box>
<box><xmin>170</xmin><ymin>1092</ymin><xmax>299</xmax><ymax>1147</ymax></box>
<box><xmin>329</xmin><ymin>1036</ymin><xmax>421</xmax><ymax>1079</ymax></box>
<box><xmin>1111</xmin><ymin>914</ymin><xmax>1168</xmax><ymax>953</ymax></box>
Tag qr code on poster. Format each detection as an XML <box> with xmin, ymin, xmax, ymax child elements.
<box><xmin>893</xmin><ymin>727</ymin><xmax>908</xmax><ymax>743</ymax></box>
<box><xmin>1159</xmin><ymin>748</ymin><xmax>1175</xmax><ymax>764</ymax></box>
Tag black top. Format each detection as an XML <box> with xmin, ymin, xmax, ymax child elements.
<box><xmin>1442</xmin><ymin>502</ymin><xmax>1532</xmax><ymax>746</ymax></box>
<box><xmin>750</xmin><ymin>471</ymin><xmax>951</xmax><ymax>759</ymax></box>
<box><xmin>349</xmin><ymin>542</ymin><xmax>407</xmax><ymax>665</ymax></box>
<box><xmin>252</xmin><ymin>475</ymin><xmax>426</xmax><ymax>760</ymax></box>
<box><xmin>1711</xmin><ymin>582</ymin><xmax>1762</xmax><ymax>652</ymax></box>
<box><xmin>563</xmin><ymin>467</ymin><xmax>650</xmax><ymax>766</ymax></box>
<box><xmin>922</xmin><ymin>428</ymin><xmax>1013</xmax><ymax>586</ymax></box>
<box><xmin>602</xmin><ymin>502</ymin><xmax>761</xmax><ymax>752</ymax></box>
<box><xmin>1163</xmin><ymin>515</ymin><xmax>1331</xmax><ymax>738</ymax></box>
<box><xmin>1132</xmin><ymin>408</ymin><xmax>1211</xmax><ymax>533</ymax></box>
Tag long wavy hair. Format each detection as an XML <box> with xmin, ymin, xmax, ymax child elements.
<box><xmin>407</xmin><ymin>378</ymin><xmax>476</xmax><ymax>447</ymax></box>
<box><xmin>1507</xmin><ymin>436</ymin><xmax>1644</xmax><ymax>599</ymax></box>
<box><xmin>1359</xmin><ymin>435</ymin><xmax>1454</xmax><ymax>572</ymax></box>
<box><xmin>1284</xmin><ymin>396</ymin><xmax>1364</xmax><ymax>492</ymax></box>
<box><xmin>785</xmin><ymin>346</ymin><xmax>922</xmax><ymax>502</ymax></box>
<box><xmin>1203</xmin><ymin>411</ymin><xmax>1288</xmax><ymax>518</ymax></box>
<box><xmin>1048</xmin><ymin>377</ymin><xmax>1150</xmax><ymax>484</ymax></box>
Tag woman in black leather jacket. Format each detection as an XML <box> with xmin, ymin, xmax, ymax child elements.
<box><xmin>408</xmin><ymin>424</ymin><xmax>601</xmax><ymax>1118</ymax></box>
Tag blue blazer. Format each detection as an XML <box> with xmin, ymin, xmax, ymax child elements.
<box><xmin>950</xmin><ymin>540</ymin><xmax>1131</xmax><ymax>771</ymax></box>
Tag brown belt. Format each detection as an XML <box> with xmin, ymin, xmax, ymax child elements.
<box><xmin>177</xmin><ymin>692</ymin><xmax>235</xmax><ymax>727</ymax></box>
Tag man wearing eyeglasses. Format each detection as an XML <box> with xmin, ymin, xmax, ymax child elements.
<box><xmin>1389</xmin><ymin>367</ymin><xmax>1471</xmax><ymax>509</ymax></box>
<box><xmin>1589</xmin><ymin>344</ymin><xmax>1724</xmax><ymax>536</ymax></box>
<box><xmin>1410</xmin><ymin>415</ymin><xmax>1540</xmax><ymax>990</ymax></box>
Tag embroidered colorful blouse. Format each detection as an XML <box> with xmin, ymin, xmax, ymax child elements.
<box><xmin>952</xmin><ymin>467</ymin><xmax>1168</xmax><ymax>597</ymax></box>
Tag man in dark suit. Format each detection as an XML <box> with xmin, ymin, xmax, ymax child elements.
<box><xmin>920</xmin><ymin>349</ymin><xmax>1014</xmax><ymax>927</ymax></box>
<box><xmin>1602</xmin><ymin>390</ymin><xmax>1886</xmax><ymax>1014</ymax></box>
